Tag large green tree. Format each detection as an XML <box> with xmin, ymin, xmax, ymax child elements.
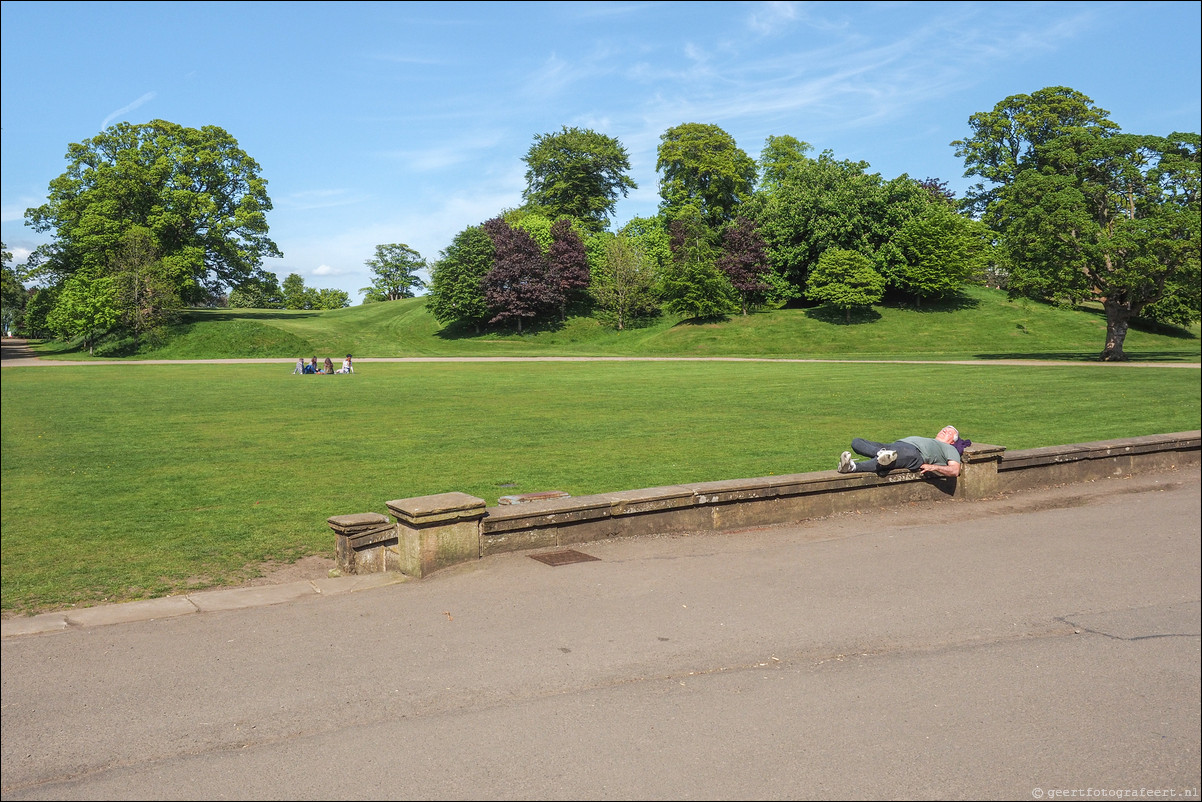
<box><xmin>746</xmin><ymin>149</ymin><xmax>928</xmax><ymax>297</ymax></box>
<box><xmin>619</xmin><ymin>217</ymin><xmax>671</xmax><ymax>276</ymax></box>
<box><xmin>426</xmin><ymin>225</ymin><xmax>495</xmax><ymax>332</ymax></box>
<box><xmin>757</xmin><ymin>134</ymin><xmax>813</xmax><ymax>191</ymax></box>
<box><xmin>656</xmin><ymin>123</ymin><xmax>756</xmax><ymax>230</ymax></box>
<box><xmin>25</xmin><ymin>119</ymin><xmax>281</xmax><ymax>304</ymax></box>
<box><xmin>806</xmin><ymin>248</ymin><xmax>886</xmax><ymax>324</ymax></box>
<box><xmin>522</xmin><ymin>126</ymin><xmax>637</xmax><ymax>232</ymax></box>
<box><xmin>885</xmin><ymin>201</ymin><xmax>992</xmax><ymax>306</ymax></box>
<box><xmin>361</xmin><ymin>243</ymin><xmax>426</xmax><ymax>302</ymax></box>
<box><xmin>955</xmin><ymin>87</ymin><xmax>1200</xmax><ymax>360</ymax></box>
<box><xmin>952</xmin><ymin>86</ymin><xmax>1118</xmax><ymax>227</ymax></box>
<box><xmin>281</xmin><ymin>273</ymin><xmax>349</xmax><ymax>310</ymax></box>
<box><xmin>227</xmin><ymin>272</ymin><xmax>283</xmax><ymax>309</ymax></box>
<box><xmin>44</xmin><ymin>269</ymin><xmax>119</xmax><ymax>354</ymax></box>
<box><xmin>998</xmin><ymin>130</ymin><xmax>1199</xmax><ymax>359</ymax></box>
<box><xmin>659</xmin><ymin>211</ymin><xmax>737</xmax><ymax>320</ymax></box>
<box><xmin>590</xmin><ymin>233</ymin><xmax>660</xmax><ymax>331</ymax></box>
<box><xmin>282</xmin><ymin>273</ymin><xmax>308</xmax><ymax>310</ymax></box>
<box><xmin>110</xmin><ymin>226</ymin><xmax>181</xmax><ymax>343</ymax></box>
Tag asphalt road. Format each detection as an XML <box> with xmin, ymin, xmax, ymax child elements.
<box><xmin>2</xmin><ymin>465</ymin><xmax>1198</xmax><ymax>801</ymax></box>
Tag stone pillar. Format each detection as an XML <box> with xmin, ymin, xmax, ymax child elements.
<box><xmin>956</xmin><ymin>442</ymin><xmax>1007</xmax><ymax>500</ymax></box>
<box><xmin>327</xmin><ymin>513</ymin><xmax>398</xmax><ymax>574</ymax></box>
<box><xmin>385</xmin><ymin>492</ymin><xmax>487</xmax><ymax>578</ymax></box>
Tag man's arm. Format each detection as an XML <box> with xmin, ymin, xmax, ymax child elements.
<box><xmin>920</xmin><ymin>460</ymin><xmax>960</xmax><ymax>478</ymax></box>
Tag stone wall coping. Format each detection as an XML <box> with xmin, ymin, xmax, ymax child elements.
<box><xmin>484</xmin><ymin>493</ymin><xmax>613</xmax><ymax>523</ymax></box>
<box><xmin>1000</xmin><ymin>430</ymin><xmax>1200</xmax><ymax>470</ymax></box>
<box><xmin>326</xmin><ymin>512</ymin><xmax>391</xmax><ymax>532</ymax></box>
<box><xmin>961</xmin><ymin>442</ymin><xmax>1006</xmax><ymax>462</ymax></box>
<box><xmin>386</xmin><ymin>492</ymin><xmax>487</xmax><ymax>525</ymax></box>
<box><xmin>498</xmin><ymin>490</ymin><xmax>571</xmax><ymax>505</ymax></box>
<box><xmin>481</xmin><ymin>470</ymin><xmax>917</xmax><ymax>535</ymax></box>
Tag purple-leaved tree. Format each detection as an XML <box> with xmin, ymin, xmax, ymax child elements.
<box><xmin>717</xmin><ymin>217</ymin><xmax>772</xmax><ymax>315</ymax></box>
<box><xmin>547</xmin><ymin>219</ymin><xmax>590</xmax><ymax>320</ymax></box>
<box><xmin>482</xmin><ymin>217</ymin><xmax>561</xmax><ymax>333</ymax></box>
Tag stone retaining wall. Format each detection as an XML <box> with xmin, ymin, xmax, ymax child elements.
<box><xmin>329</xmin><ymin>431</ymin><xmax>1200</xmax><ymax>579</ymax></box>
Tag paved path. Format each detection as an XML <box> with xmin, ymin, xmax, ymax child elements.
<box><xmin>2</xmin><ymin>466</ymin><xmax>1198</xmax><ymax>800</ymax></box>
<box><xmin>3</xmin><ymin>338</ymin><xmax>1199</xmax><ymax>368</ymax></box>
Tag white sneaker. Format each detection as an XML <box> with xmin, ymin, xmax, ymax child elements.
<box><xmin>838</xmin><ymin>451</ymin><xmax>855</xmax><ymax>473</ymax></box>
<box><xmin>876</xmin><ymin>449</ymin><xmax>897</xmax><ymax>466</ymax></box>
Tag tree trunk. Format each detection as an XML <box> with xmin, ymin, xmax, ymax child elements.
<box><xmin>1100</xmin><ymin>302</ymin><xmax>1132</xmax><ymax>361</ymax></box>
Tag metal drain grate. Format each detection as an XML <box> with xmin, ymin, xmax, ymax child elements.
<box><xmin>530</xmin><ymin>549</ymin><xmax>600</xmax><ymax>567</ymax></box>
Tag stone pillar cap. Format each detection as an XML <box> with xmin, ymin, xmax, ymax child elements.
<box><xmin>327</xmin><ymin>512</ymin><xmax>390</xmax><ymax>528</ymax></box>
<box><xmin>387</xmin><ymin>492</ymin><xmax>486</xmax><ymax>521</ymax></box>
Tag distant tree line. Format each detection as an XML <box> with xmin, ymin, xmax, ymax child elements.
<box><xmin>4</xmin><ymin>86</ymin><xmax>1197</xmax><ymax>360</ymax></box>
<box><xmin>421</xmin><ymin>92</ymin><xmax>1198</xmax><ymax>360</ymax></box>
<box><xmin>228</xmin><ymin>272</ymin><xmax>349</xmax><ymax>312</ymax></box>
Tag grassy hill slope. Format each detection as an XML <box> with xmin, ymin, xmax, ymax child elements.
<box><xmin>31</xmin><ymin>286</ymin><xmax>1201</xmax><ymax>362</ymax></box>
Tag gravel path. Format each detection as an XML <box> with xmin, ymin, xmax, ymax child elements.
<box><xmin>3</xmin><ymin>338</ymin><xmax>1198</xmax><ymax>368</ymax></box>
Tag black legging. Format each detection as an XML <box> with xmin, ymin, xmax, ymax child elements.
<box><xmin>850</xmin><ymin>438</ymin><xmax>924</xmax><ymax>473</ymax></box>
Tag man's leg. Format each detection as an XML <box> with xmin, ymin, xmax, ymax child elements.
<box><xmin>840</xmin><ymin>438</ymin><xmax>884</xmax><ymax>473</ymax></box>
<box><xmin>885</xmin><ymin>441</ymin><xmax>924</xmax><ymax>472</ymax></box>
<box><xmin>851</xmin><ymin>438</ymin><xmax>886</xmax><ymax>458</ymax></box>
<box><xmin>852</xmin><ymin>437</ymin><xmax>906</xmax><ymax>473</ymax></box>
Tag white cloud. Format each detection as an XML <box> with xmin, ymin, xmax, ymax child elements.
<box><xmin>383</xmin><ymin>133</ymin><xmax>507</xmax><ymax>172</ymax></box>
<box><xmin>747</xmin><ymin>1</ymin><xmax>800</xmax><ymax>36</ymax></box>
<box><xmin>2</xmin><ymin>196</ymin><xmax>43</xmax><ymax>224</ymax></box>
<box><xmin>100</xmin><ymin>91</ymin><xmax>157</xmax><ymax>129</ymax></box>
<box><xmin>276</xmin><ymin>189</ymin><xmax>365</xmax><ymax>211</ymax></box>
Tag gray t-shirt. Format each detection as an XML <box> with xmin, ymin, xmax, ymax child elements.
<box><xmin>898</xmin><ymin>436</ymin><xmax>960</xmax><ymax>465</ymax></box>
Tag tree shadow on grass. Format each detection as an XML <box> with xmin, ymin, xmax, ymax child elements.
<box><xmin>670</xmin><ymin>314</ymin><xmax>733</xmax><ymax>327</ymax></box>
<box><xmin>803</xmin><ymin>306</ymin><xmax>882</xmax><ymax>325</ymax></box>
<box><xmin>434</xmin><ymin>316</ymin><xmax>570</xmax><ymax>340</ymax></box>
<box><xmin>878</xmin><ymin>292</ymin><xmax>982</xmax><ymax>314</ymax></box>
<box><xmin>1071</xmin><ymin>305</ymin><xmax>1200</xmax><ymax>341</ymax></box>
<box><xmin>185</xmin><ymin>310</ymin><xmax>322</xmax><ymax>321</ymax></box>
<box><xmin>972</xmin><ymin>350</ymin><xmax>1198</xmax><ymax>363</ymax></box>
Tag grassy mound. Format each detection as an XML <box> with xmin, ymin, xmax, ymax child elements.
<box><xmin>29</xmin><ymin>286</ymin><xmax>1201</xmax><ymax>362</ymax></box>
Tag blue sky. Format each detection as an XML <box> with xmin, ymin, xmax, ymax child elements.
<box><xmin>3</xmin><ymin>1</ymin><xmax>1200</xmax><ymax>303</ymax></box>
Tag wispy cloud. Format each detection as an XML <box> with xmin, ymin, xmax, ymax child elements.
<box><xmin>746</xmin><ymin>1</ymin><xmax>801</xmax><ymax>36</ymax></box>
<box><xmin>277</xmin><ymin>189</ymin><xmax>365</xmax><ymax>211</ymax></box>
<box><xmin>380</xmin><ymin>130</ymin><xmax>509</xmax><ymax>173</ymax></box>
<box><xmin>100</xmin><ymin>91</ymin><xmax>156</xmax><ymax>129</ymax></box>
<box><xmin>2</xmin><ymin>196</ymin><xmax>42</xmax><ymax>224</ymax></box>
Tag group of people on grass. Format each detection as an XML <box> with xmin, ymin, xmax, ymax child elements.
<box><xmin>293</xmin><ymin>354</ymin><xmax>353</xmax><ymax>375</ymax></box>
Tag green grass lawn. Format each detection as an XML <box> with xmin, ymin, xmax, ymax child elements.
<box><xmin>2</xmin><ymin>359</ymin><xmax>1199</xmax><ymax>616</ymax></box>
<box><xmin>29</xmin><ymin>285</ymin><xmax>1202</xmax><ymax>362</ymax></box>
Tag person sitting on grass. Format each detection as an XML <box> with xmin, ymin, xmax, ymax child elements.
<box><xmin>335</xmin><ymin>354</ymin><xmax>354</xmax><ymax>374</ymax></box>
<box><xmin>292</xmin><ymin>357</ymin><xmax>304</xmax><ymax>375</ymax></box>
<box><xmin>324</xmin><ymin>357</ymin><xmax>334</xmax><ymax>374</ymax></box>
<box><xmin>837</xmin><ymin>425</ymin><xmax>970</xmax><ymax>477</ymax></box>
